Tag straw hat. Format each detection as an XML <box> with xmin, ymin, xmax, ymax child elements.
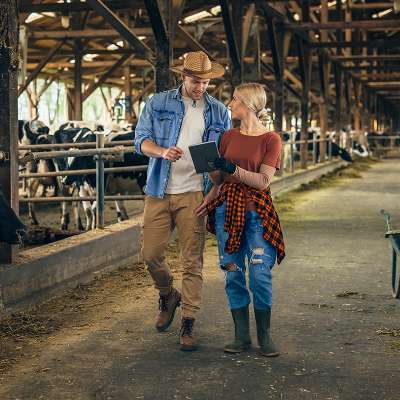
<box><xmin>170</xmin><ymin>51</ymin><xmax>225</xmax><ymax>79</ymax></box>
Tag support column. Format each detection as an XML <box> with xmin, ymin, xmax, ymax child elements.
<box><xmin>0</xmin><ymin>0</ymin><xmax>19</xmax><ymax>263</ymax></box>
<box><xmin>267</xmin><ymin>18</ymin><xmax>285</xmax><ymax>135</ymax></box>
<box><xmin>66</xmin><ymin>85</ymin><xmax>75</xmax><ymax>120</ymax></box>
<box><xmin>299</xmin><ymin>0</ymin><xmax>311</xmax><ymax>169</ymax></box>
<box><xmin>124</xmin><ymin>13</ymin><xmax>133</xmax><ymax>124</ymax></box>
<box><xmin>74</xmin><ymin>40</ymin><xmax>83</xmax><ymax>120</ymax></box>
<box><xmin>220</xmin><ymin>0</ymin><xmax>242</xmax><ymax>87</ymax></box>
<box><xmin>144</xmin><ymin>0</ymin><xmax>171</xmax><ymax>92</ymax></box>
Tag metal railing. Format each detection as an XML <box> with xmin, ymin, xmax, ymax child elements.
<box><xmin>18</xmin><ymin>133</ymin><xmax>343</xmax><ymax>229</ymax></box>
<box><xmin>282</xmin><ymin>136</ymin><xmax>333</xmax><ymax>174</ymax></box>
<box><xmin>19</xmin><ymin>133</ymin><xmax>146</xmax><ymax>229</ymax></box>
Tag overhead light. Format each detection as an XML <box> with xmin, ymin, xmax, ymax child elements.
<box><xmin>372</xmin><ymin>8</ymin><xmax>393</xmax><ymax>19</ymax></box>
<box><xmin>138</xmin><ymin>36</ymin><xmax>146</xmax><ymax>40</ymax></box>
<box><xmin>210</xmin><ymin>6</ymin><xmax>221</xmax><ymax>16</ymax></box>
<box><xmin>83</xmin><ymin>54</ymin><xmax>99</xmax><ymax>62</ymax></box>
<box><xmin>293</xmin><ymin>13</ymin><xmax>300</xmax><ymax>21</ymax></box>
<box><xmin>107</xmin><ymin>40</ymin><xmax>124</xmax><ymax>50</ymax></box>
<box><xmin>262</xmin><ymin>52</ymin><xmax>267</xmax><ymax>57</ymax></box>
<box><xmin>183</xmin><ymin>10</ymin><xmax>212</xmax><ymax>24</ymax></box>
<box><xmin>130</xmin><ymin>73</ymin><xmax>136</xmax><ymax>78</ymax></box>
<box><xmin>70</xmin><ymin>59</ymin><xmax>75</xmax><ymax>64</ymax></box>
<box><xmin>61</xmin><ymin>14</ymin><xmax>70</xmax><ymax>28</ymax></box>
<box><xmin>25</xmin><ymin>12</ymin><xmax>56</xmax><ymax>23</ymax></box>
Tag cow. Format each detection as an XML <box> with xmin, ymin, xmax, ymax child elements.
<box><xmin>52</xmin><ymin>125</ymin><xmax>94</xmax><ymax>230</ymax></box>
<box><xmin>0</xmin><ymin>185</ymin><xmax>27</xmax><ymax>245</ymax></box>
<box><xmin>104</xmin><ymin>130</ymin><xmax>148</xmax><ymax>221</ymax></box>
<box><xmin>18</xmin><ymin>119</ymin><xmax>58</xmax><ymax>226</ymax></box>
<box><xmin>53</xmin><ymin>125</ymin><xmax>148</xmax><ymax>230</ymax></box>
<box><xmin>352</xmin><ymin>141</ymin><xmax>369</xmax><ymax>158</ymax></box>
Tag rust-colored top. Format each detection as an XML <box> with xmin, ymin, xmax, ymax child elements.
<box><xmin>219</xmin><ymin>128</ymin><xmax>282</xmax><ymax>209</ymax></box>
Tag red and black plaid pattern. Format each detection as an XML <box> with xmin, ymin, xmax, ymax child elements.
<box><xmin>206</xmin><ymin>182</ymin><xmax>286</xmax><ymax>264</ymax></box>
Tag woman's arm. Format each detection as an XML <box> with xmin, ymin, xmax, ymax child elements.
<box><xmin>233</xmin><ymin>164</ymin><xmax>276</xmax><ymax>190</ymax></box>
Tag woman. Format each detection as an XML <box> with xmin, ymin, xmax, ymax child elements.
<box><xmin>201</xmin><ymin>83</ymin><xmax>285</xmax><ymax>357</ymax></box>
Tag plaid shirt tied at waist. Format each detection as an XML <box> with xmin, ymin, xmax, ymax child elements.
<box><xmin>206</xmin><ymin>182</ymin><xmax>286</xmax><ymax>264</ymax></box>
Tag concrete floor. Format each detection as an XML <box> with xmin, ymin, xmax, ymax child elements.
<box><xmin>1</xmin><ymin>159</ymin><xmax>400</xmax><ymax>400</ymax></box>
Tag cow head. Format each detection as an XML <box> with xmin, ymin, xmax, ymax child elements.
<box><xmin>18</xmin><ymin>119</ymin><xmax>50</xmax><ymax>145</ymax></box>
<box><xmin>0</xmin><ymin>188</ymin><xmax>27</xmax><ymax>245</ymax></box>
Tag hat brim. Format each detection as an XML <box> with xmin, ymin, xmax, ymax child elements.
<box><xmin>170</xmin><ymin>62</ymin><xmax>226</xmax><ymax>79</ymax></box>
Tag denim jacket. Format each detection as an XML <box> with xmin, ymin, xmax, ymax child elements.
<box><xmin>134</xmin><ymin>86</ymin><xmax>231</xmax><ymax>198</ymax></box>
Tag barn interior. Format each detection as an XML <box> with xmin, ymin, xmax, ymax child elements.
<box><xmin>1</xmin><ymin>1</ymin><xmax>400</xmax><ymax>263</ymax></box>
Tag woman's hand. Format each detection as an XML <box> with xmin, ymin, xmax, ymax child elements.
<box><xmin>195</xmin><ymin>186</ymin><xmax>220</xmax><ymax>217</ymax></box>
<box><xmin>212</xmin><ymin>157</ymin><xmax>236</xmax><ymax>174</ymax></box>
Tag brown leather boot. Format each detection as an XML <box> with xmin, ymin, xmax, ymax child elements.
<box><xmin>155</xmin><ymin>288</ymin><xmax>181</xmax><ymax>332</ymax></box>
<box><xmin>179</xmin><ymin>317</ymin><xmax>197</xmax><ymax>351</ymax></box>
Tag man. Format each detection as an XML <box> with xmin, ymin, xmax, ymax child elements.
<box><xmin>134</xmin><ymin>51</ymin><xmax>231</xmax><ymax>351</ymax></box>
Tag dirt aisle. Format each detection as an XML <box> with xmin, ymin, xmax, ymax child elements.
<box><xmin>1</xmin><ymin>159</ymin><xmax>399</xmax><ymax>400</ymax></box>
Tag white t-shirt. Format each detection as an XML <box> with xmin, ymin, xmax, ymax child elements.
<box><xmin>166</xmin><ymin>95</ymin><xmax>205</xmax><ymax>194</ymax></box>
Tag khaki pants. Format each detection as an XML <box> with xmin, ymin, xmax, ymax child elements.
<box><xmin>142</xmin><ymin>191</ymin><xmax>206</xmax><ymax>318</ymax></box>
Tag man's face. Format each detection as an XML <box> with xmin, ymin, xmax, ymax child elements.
<box><xmin>182</xmin><ymin>75</ymin><xmax>210</xmax><ymax>100</ymax></box>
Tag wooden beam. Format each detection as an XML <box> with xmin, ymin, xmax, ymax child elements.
<box><xmin>342</xmin><ymin>65</ymin><xmax>400</xmax><ymax>71</ymax></box>
<box><xmin>0</xmin><ymin>0</ymin><xmax>19</xmax><ymax>263</ymax></box>
<box><xmin>176</xmin><ymin>26</ymin><xmax>214</xmax><ymax>60</ymax></box>
<box><xmin>86</xmin><ymin>0</ymin><xmax>153</xmax><ymax>59</ymax></box>
<box><xmin>242</xmin><ymin>3</ymin><xmax>255</xmax><ymax>57</ymax></box>
<box><xmin>286</xmin><ymin>20</ymin><xmax>400</xmax><ymax>31</ymax></box>
<box><xmin>334</xmin><ymin>55</ymin><xmax>400</xmax><ymax>62</ymax></box>
<box><xmin>18</xmin><ymin>40</ymin><xmax>64</xmax><ymax>96</ymax></box>
<box><xmin>19</xmin><ymin>0</ymin><xmax>139</xmax><ymax>13</ymax></box>
<box><xmin>309</xmin><ymin>39</ymin><xmax>400</xmax><ymax>48</ymax></box>
<box><xmin>144</xmin><ymin>0</ymin><xmax>170</xmax><ymax>92</ymax></box>
<box><xmin>220</xmin><ymin>0</ymin><xmax>242</xmax><ymax>86</ymax></box>
<box><xmin>83</xmin><ymin>54</ymin><xmax>131</xmax><ymax>101</ymax></box>
<box><xmin>131</xmin><ymin>80</ymin><xmax>155</xmax><ymax>104</ymax></box>
<box><xmin>267</xmin><ymin>19</ymin><xmax>284</xmax><ymax>134</ymax></box>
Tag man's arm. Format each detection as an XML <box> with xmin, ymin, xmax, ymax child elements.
<box><xmin>141</xmin><ymin>140</ymin><xmax>183</xmax><ymax>161</ymax></box>
<box><xmin>134</xmin><ymin>97</ymin><xmax>182</xmax><ymax>161</ymax></box>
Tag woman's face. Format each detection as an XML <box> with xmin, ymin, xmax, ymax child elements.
<box><xmin>228</xmin><ymin>91</ymin><xmax>251</xmax><ymax>121</ymax></box>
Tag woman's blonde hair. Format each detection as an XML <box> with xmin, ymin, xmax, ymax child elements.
<box><xmin>235</xmin><ymin>82</ymin><xmax>269</xmax><ymax>126</ymax></box>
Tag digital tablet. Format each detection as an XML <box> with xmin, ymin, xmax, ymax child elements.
<box><xmin>188</xmin><ymin>141</ymin><xmax>220</xmax><ymax>174</ymax></box>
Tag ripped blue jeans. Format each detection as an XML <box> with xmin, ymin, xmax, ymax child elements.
<box><xmin>215</xmin><ymin>203</ymin><xmax>277</xmax><ymax>310</ymax></box>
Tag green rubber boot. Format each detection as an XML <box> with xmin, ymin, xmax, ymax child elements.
<box><xmin>254</xmin><ymin>308</ymin><xmax>279</xmax><ymax>357</ymax></box>
<box><xmin>224</xmin><ymin>306</ymin><xmax>251</xmax><ymax>353</ymax></box>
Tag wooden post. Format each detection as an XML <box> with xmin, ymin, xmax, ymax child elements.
<box><xmin>267</xmin><ymin>19</ymin><xmax>285</xmax><ymax>135</ymax></box>
<box><xmin>318</xmin><ymin>1</ymin><xmax>329</xmax><ymax>161</ymax></box>
<box><xmin>220</xmin><ymin>0</ymin><xmax>242</xmax><ymax>87</ymax></box>
<box><xmin>66</xmin><ymin>85</ymin><xmax>75</xmax><ymax>120</ymax></box>
<box><xmin>144</xmin><ymin>0</ymin><xmax>170</xmax><ymax>92</ymax></box>
<box><xmin>0</xmin><ymin>0</ymin><xmax>19</xmax><ymax>263</ymax></box>
<box><xmin>124</xmin><ymin>13</ymin><xmax>133</xmax><ymax>124</ymax></box>
<box><xmin>74</xmin><ymin>40</ymin><xmax>83</xmax><ymax>120</ymax></box>
<box><xmin>298</xmin><ymin>1</ymin><xmax>311</xmax><ymax>169</ymax></box>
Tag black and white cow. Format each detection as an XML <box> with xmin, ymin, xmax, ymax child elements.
<box><xmin>104</xmin><ymin>130</ymin><xmax>148</xmax><ymax>221</ymax></box>
<box><xmin>52</xmin><ymin>125</ymin><xmax>95</xmax><ymax>230</ymax></box>
<box><xmin>53</xmin><ymin>125</ymin><xmax>148</xmax><ymax>230</ymax></box>
<box><xmin>0</xmin><ymin>185</ymin><xmax>26</xmax><ymax>245</ymax></box>
<box><xmin>18</xmin><ymin>119</ymin><xmax>58</xmax><ymax>226</ymax></box>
